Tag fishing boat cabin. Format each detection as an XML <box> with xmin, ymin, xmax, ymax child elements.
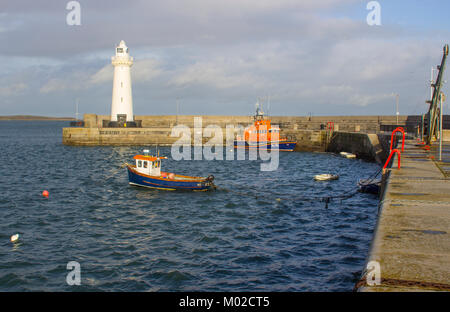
<box><xmin>133</xmin><ymin>155</ymin><xmax>167</xmax><ymax>177</ymax></box>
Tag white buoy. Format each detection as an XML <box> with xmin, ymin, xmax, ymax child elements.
<box><xmin>340</xmin><ymin>152</ymin><xmax>356</xmax><ymax>159</ymax></box>
<box><xmin>314</xmin><ymin>174</ymin><xmax>339</xmax><ymax>181</ymax></box>
<box><xmin>10</xmin><ymin>234</ymin><xmax>20</xmax><ymax>243</ymax></box>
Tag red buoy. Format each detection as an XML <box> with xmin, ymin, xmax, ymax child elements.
<box><xmin>42</xmin><ymin>190</ymin><xmax>49</xmax><ymax>198</ymax></box>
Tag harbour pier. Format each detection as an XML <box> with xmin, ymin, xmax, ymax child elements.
<box><xmin>356</xmin><ymin>140</ymin><xmax>450</xmax><ymax>291</ymax></box>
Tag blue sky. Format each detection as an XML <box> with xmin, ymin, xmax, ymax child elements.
<box><xmin>379</xmin><ymin>1</ymin><xmax>450</xmax><ymax>30</ymax></box>
<box><xmin>0</xmin><ymin>0</ymin><xmax>449</xmax><ymax>117</ymax></box>
<box><xmin>340</xmin><ymin>1</ymin><xmax>450</xmax><ymax>29</ymax></box>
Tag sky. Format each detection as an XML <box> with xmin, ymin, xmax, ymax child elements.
<box><xmin>0</xmin><ymin>0</ymin><xmax>449</xmax><ymax>117</ymax></box>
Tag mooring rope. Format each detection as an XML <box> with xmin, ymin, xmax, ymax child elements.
<box><xmin>216</xmin><ymin>166</ymin><xmax>383</xmax><ymax>208</ymax></box>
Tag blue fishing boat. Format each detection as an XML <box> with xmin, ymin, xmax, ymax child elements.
<box><xmin>125</xmin><ymin>152</ymin><xmax>215</xmax><ymax>191</ymax></box>
<box><xmin>234</xmin><ymin>100</ymin><xmax>297</xmax><ymax>151</ymax></box>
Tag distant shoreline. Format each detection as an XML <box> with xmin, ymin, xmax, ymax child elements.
<box><xmin>0</xmin><ymin>115</ymin><xmax>76</xmax><ymax>121</ymax></box>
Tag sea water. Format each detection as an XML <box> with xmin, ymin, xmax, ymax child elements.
<box><xmin>0</xmin><ymin>121</ymin><xmax>379</xmax><ymax>291</ymax></box>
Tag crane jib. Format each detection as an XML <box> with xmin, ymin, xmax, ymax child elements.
<box><xmin>425</xmin><ymin>44</ymin><xmax>448</xmax><ymax>145</ymax></box>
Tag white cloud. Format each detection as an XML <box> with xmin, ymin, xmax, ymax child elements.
<box><xmin>89</xmin><ymin>65</ymin><xmax>112</xmax><ymax>85</ymax></box>
<box><xmin>39</xmin><ymin>57</ymin><xmax>162</xmax><ymax>93</ymax></box>
<box><xmin>349</xmin><ymin>93</ymin><xmax>395</xmax><ymax>107</ymax></box>
<box><xmin>39</xmin><ymin>72</ymin><xmax>88</xmax><ymax>94</ymax></box>
<box><xmin>0</xmin><ymin>82</ymin><xmax>27</xmax><ymax>96</ymax></box>
<box><xmin>159</xmin><ymin>0</ymin><xmax>358</xmax><ymax>16</ymax></box>
<box><xmin>1</xmin><ymin>0</ymin><xmax>448</xmax><ymax>116</ymax></box>
<box><xmin>170</xmin><ymin>58</ymin><xmax>265</xmax><ymax>89</ymax></box>
<box><xmin>132</xmin><ymin>59</ymin><xmax>163</xmax><ymax>83</ymax></box>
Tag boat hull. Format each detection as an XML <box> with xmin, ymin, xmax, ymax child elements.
<box><xmin>127</xmin><ymin>166</ymin><xmax>215</xmax><ymax>191</ymax></box>
<box><xmin>357</xmin><ymin>179</ymin><xmax>380</xmax><ymax>194</ymax></box>
<box><xmin>234</xmin><ymin>140</ymin><xmax>296</xmax><ymax>151</ymax></box>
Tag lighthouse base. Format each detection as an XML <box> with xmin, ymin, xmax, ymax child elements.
<box><xmin>104</xmin><ymin>120</ymin><xmax>142</xmax><ymax>128</ymax></box>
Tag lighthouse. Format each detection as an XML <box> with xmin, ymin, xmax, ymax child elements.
<box><xmin>110</xmin><ymin>40</ymin><xmax>134</xmax><ymax>126</ymax></box>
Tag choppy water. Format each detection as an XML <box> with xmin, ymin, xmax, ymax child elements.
<box><xmin>0</xmin><ymin>121</ymin><xmax>380</xmax><ymax>291</ymax></box>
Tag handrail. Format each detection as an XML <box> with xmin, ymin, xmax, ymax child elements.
<box><xmin>390</xmin><ymin>127</ymin><xmax>405</xmax><ymax>152</ymax></box>
<box><xmin>383</xmin><ymin>148</ymin><xmax>401</xmax><ymax>172</ymax></box>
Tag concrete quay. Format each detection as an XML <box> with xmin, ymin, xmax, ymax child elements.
<box><xmin>358</xmin><ymin>140</ymin><xmax>450</xmax><ymax>291</ymax></box>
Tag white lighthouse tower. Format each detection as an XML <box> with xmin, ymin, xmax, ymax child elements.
<box><xmin>110</xmin><ymin>40</ymin><xmax>134</xmax><ymax>124</ymax></box>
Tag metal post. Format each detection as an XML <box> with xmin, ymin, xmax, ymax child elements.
<box><xmin>75</xmin><ymin>98</ymin><xmax>79</xmax><ymax>121</ymax></box>
<box><xmin>421</xmin><ymin>114</ymin><xmax>425</xmax><ymax>141</ymax></box>
<box><xmin>440</xmin><ymin>94</ymin><xmax>443</xmax><ymax>161</ymax></box>
<box><xmin>176</xmin><ymin>98</ymin><xmax>179</xmax><ymax>125</ymax></box>
<box><xmin>431</xmin><ymin>67</ymin><xmax>435</xmax><ymax>100</ymax></box>
<box><xmin>396</xmin><ymin>94</ymin><xmax>399</xmax><ymax>125</ymax></box>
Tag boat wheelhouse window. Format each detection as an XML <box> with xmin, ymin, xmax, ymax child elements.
<box><xmin>143</xmin><ymin>161</ymin><xmax>148</xmax><ymax>168</ymax></box>
<box><xmin>117</xmin><ymin>48</ymin><xmax>123</xmax><ymax>53</ymax></box>
<box><xmin>138</xmin><ymin>160</ymin><xmax>142</xmax><ymax>167</ymax></box>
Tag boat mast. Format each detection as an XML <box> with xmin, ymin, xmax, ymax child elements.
<box><xmin>255</xmin><ymin>97</ymin><xmax>265</xmax><ymax>121</ymax></box>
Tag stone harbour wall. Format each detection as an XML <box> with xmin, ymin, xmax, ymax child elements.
<box><xmin>63</xmin><ymin>114</ymin><xmax>412</xmax><ymax>159</ymax></box>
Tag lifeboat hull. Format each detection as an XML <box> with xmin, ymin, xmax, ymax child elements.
<box><xmin>234</xmin><ymin>140</ymin><xmax>296</xmax><ymax>151</ymax></box>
